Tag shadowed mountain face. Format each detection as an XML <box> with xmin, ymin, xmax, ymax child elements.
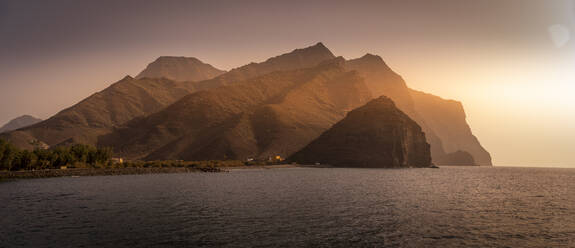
<box><xmin>136</xmin><ymin>56</ymin><xmax>225</xmax><ymax>82</ymax></box>
<box><xmin>0</xmin><ymin>115</ymin><xmax>42</xmax><ymax>134</ymax></box>
<box><xmin>99</xmin><ymin>59</ymin><xmax>372</xmax><ymax>160</ymax></box>
<box><xmin>289</xmin><ymin>96</ymin><xmax>431</xmax><ymax>168</ymax></box>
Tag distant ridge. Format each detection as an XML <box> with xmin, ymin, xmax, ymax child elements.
<box><xmin>0</xmin><ymin>115</ymin><xmax>42</xmax><ymax>134</ymax></box>
<box><xmin>136</xmin><ymin>56</ymin><xmax>225</xmax><ymax>82</ymax></box>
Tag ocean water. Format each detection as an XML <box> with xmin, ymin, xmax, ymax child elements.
<box><xmin>1</xmin><ymin>166</ymin><xmax>574</xmax><ymax>247</ymax></box>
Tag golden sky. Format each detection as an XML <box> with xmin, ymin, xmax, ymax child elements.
<box><xmin>1</xmin><ymin>0</ymin><xmax>574</xmax><ymax>166</ymax></box>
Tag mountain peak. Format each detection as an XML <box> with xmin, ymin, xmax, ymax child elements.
<box><xmin>0</xmin><ymin>115</ymin><xmax>42</xmax><ymax>133</ymax></box>
<box><xmin>259</xmin><ymin>42</ymin><xmax>335</xmax><ymax>67</ymax></box>
<box><xmin>346</xmin><ymin>53</ymin><xmax>395</xmax><ymax>75</ymax></box>
<box><xmin>154</xmin><ymin>56</ymin><xmax>202</xmax><ymax>64</ymax></box>
<box><xmin>360</xmin><ymin>53</ymin><xmax>384</xmax><ymax>62</ymax></box>
<box><xmin>313</xmin><ymin>42</ymin><xmax>327</xmax><ymax>49</ymax></box>
<box><xmin>207</xmin><ymin>42</ymin><xmax>337</xmax><ymax>88</ymax></box>
<box><xmin>121</xmin><ymin>75</ymin><xmax>134</xmax><ymax>81</ymax></box>
<box><xmin>136</xmin><ymin>56</ymin><xmax>225</xmax><ymax>82</ymax></box>
<box><xmin>289</xmin><ymin>42</ymin><xmax>333</xmax><ymax>57</ymax></box>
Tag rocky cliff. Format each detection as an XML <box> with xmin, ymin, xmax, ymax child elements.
<box><xmin>343</xmin><ymin>53</ymin><xmax>491</xmax><ymax>166</ymax></box>
<box><xmin>408</xmin><ymin>89</ymin><xmax>492</xmax><ymax>165</ymax></box>
<box><xmin>289</xmin><ymin>96</ymin><xmax>431</xmax><ymax>168</ymax></box>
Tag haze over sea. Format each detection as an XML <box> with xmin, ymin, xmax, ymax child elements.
<box><xmin>1</xmin><ymin>166</ymin><xmax>574</xmax><ymax>247</ymax></box>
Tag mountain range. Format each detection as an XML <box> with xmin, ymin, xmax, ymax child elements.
<box><xmin>0</xmin><ymin>42</ymin><xmax>491</xmax><ymax>166</ymax></box>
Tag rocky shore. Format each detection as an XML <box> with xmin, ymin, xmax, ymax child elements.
<box><xmin>0</xmin><ymin>167</ymin><xmax>222</xmax><ymax>181</ymax></box>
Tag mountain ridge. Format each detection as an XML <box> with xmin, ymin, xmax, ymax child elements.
<box><xmin>0</xmin><ymin>115</ymin><xmax>42</xmax><ymax>134</ymax></box>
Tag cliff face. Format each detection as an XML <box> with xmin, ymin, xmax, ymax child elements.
<box><xmin>136</xmin><ymin>56</ymin><xmax>225</xmax><ymax>82</ymax></box>
<box><xmin>343</xmin><ymin>53</ymin><xmax>491</xmax><ymax>166</ymax></box>
<box><xmin>0</xmin><ymin>115</ymin><xmax>42</xmax><ymax>134</ymax></box>
<box><xmin>289</xmin><ymin>96</ymin><xmax>431</xmax><ymax>168</ymax></box>
<box><xmin>99</xmin><ymin>58</ymin><xmax>372</xmax><ymax>160</ymax></box>
<box><xmin>345</xmin><ymin>54</ymin><xmax>414</xmax><ymax>113</ymax></box>
<box><xmin>408</xmin><ymin>89</ymin><xmax>492</xmax><ymax>165</ymax></box>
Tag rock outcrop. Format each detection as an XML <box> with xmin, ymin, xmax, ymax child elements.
<box><xmin>289</xmin><ymin>96</ymin><xmax>432</xmax><ymax>168</ymax></box>
<box><xmin>0</xmin><ymin>115</ymin><xmax>42</xmax><ymax>134</ymax></box>
<box><xmin>136</xmin><ymin>56</ymin><xmax>225</xmax><ymax>82</ymax></box>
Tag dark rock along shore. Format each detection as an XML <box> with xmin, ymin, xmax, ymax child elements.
<box><xmin>290</xmin><ymin>96</ymin><xmax>431</xmax><ymax>168</ymax></box>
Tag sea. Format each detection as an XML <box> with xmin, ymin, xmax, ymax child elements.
<box><xmin>1</xmin><ymin>166</ymin><xmax>574</xmax><ymax>247</ymax></box>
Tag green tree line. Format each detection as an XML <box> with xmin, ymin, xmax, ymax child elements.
<box><xmin>0</xmin><ymin>139</ymin><xmax>113</xmax><ymax>171</ymax></box>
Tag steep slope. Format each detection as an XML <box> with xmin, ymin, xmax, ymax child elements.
<box><xmin>289</xmin><ymin>96</ymin><xmax>431</xmax><ymax>168</ymax></box>
<box><xmin>345</xmin><ymin>54</ymin><xmax>414</xmax><ymax>112</ymax></box>
<box><xmin>136</xmin><ymin>56</ymin><xmax>225</xmax><ymax>81</ymax></box>
<box><xmin>1</xmin><ymin>76</ymin><xmax>197</xmax><ymax>149</ymax></box>
<box><xmin>0</xmin><ymin>115</ymin><xmax>42</xmax><ymax>133</ymax></box>
<box><xmin>99</xmin><ymin>58</ymin><xmax>372</xmax><ymax>160</ymax></box>
<box><xmin>193</xmin><ymin>42</ymin><xmax>335</xmax><ymax>90</ymax></box>
<box><xmin>409</xmin><ymin>89</ymin><xmax>492</xmax><ymax>165</ymax></box>
<box><xmin>2</xmin><ymin>43</ymin><xmax>336</xmax><ymax>150</ymax></box>
<box><xmin>344</xmin><ymin>53</ymin><xmax>491</xmax><ymax>166</ymax></box>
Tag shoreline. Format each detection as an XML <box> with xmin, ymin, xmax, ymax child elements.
<box><xmin>0</xmin><ymin>163</ymin><xmax>446</xmax><ymax>181</ymax></box>
<box><xmin>0</xmin><ymin>167</ymin><xmax>222</xmax><ymax>181</ymax></box>
<box><xmin>0</xmin><ymin>164</ymin><xmax>323</xmax><ymax>181</ymax></box>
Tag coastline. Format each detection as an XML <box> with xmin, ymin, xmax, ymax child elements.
<box><xmin>0</xmin><ymin>164</ymin><xmax>331</xmax><ymax>181</ymax></box>
<box><xmin>0</xmin><ymin>167</ymin><xmax>222</xmax><ymax>181</ymax></box>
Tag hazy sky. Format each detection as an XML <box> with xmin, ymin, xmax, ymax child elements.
<box><xmin>1</xmin><ymin>0</ymin><xmax>574</xmax><ymax>166</ymax></box>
